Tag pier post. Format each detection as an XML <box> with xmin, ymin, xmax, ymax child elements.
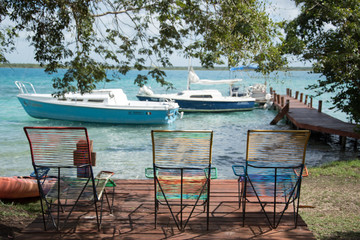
<box><xmin>300</xmin><ymin>93</ymin><xmax>303</xmax><ymax>103</ymax></box>
<box><xmin>295</xmin><ymin>91</ymin><xmax>299</xmax><ymax>99</ymax></box>
<box><xmin>310</xmin><ymin>97</ymin><xmax>313</xmax><ymax>108</ymax></box>
<box><xmin>305</xmin><ymin>95</ymin><xmax>308</xmax><ymax>105</ymax></box>
<box><xmin>277</xmin><ymin>94</ymin><xmax>280</xmax><ymax>104</ymax></box>
<box><xmin>273</xmin><ymin>92</ymin><xmax>277</xmax><ymax>103</ymax></box>
<box><xmin>340</xmin><ymin>136</ymin><xmax>347</xmax><ymax>151</ymax></box>
<box><xmin>270</xmin><ymin>87</ymin><xmax>273</xmax><ymax>94</ymax></box>
<box><xmin>281</xmin><ymin>96</ymin><xmax>284</xmax><ymax>107</ymax></box>
<box><xmin>286</xmin><ymin>100</ymin><xmax>290</xmax><ymax>124</ymax></box>
<box><xmin>289</xmin><ymin>89</ymin><xmax>292</xmax><ymax>98</ymax></box>
<box><xmin>318</xmin><ymin>100</ymin><xmax>322</xmax><ymax>112</ymax></box>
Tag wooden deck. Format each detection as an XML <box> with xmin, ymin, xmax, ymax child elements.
<box><xmin>17</xmin><ymin>179</ymin><xmax>315</xmax><ymax>239</ymax></box>
<box><xmin>271</xmin><ymin>92</ymin><xmax>360</xmax><ymax>149</ymax></box>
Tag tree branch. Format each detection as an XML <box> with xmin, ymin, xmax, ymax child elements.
<box><xmin>92</xmin><ymin>8</ymin><xmax>137</xmax><ymax>17</ymax></box>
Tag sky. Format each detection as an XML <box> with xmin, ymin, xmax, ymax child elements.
<box><xmin>4</xmin><ymin>0</ymin><xmax>305</xmax><ymax>67</ymax></box>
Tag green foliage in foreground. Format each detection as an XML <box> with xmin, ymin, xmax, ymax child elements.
<box><xmin>301</xmin><ymin>159</ymin><xmax>360</xmax><ymax>240</ymax></box>
<box><xmin>284</xmin><ymin>0</ymin><xmax>360</xmax><ymax>129</ymax></box>
<box><xmin>0</xmin><ymin>0</ymin><xmax>286</xmax><ymax>96</ymax></box>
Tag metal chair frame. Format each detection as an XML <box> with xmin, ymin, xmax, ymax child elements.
<box><xmin>151</xmin><ymin>130</ymin><xmax>213</xmax><ymax>231</ymax></box>
<box><xmin>232</xmin><ymin>129</ymin><xmax>310</xmax><ymax>229</ymax></box>
<box><xmin>24</xmin><ymin>126</ymin><xmax>114</xmax><ymax>231</ymax></box>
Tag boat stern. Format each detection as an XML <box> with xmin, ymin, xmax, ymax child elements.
<box><xmin>165</xmin><ymin>102</ymin><xmax>182</xmax><ymax>123</ymax></box>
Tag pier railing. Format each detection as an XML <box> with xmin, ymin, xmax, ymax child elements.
<box><xmin>270</xmin><ymin>87</ymin><xmax>324</xmax><ymax>113</ymax></box>
<box><xmin>269</xmin><ymin>87</ymin><xmax>359</xmax><ymax>151</ymax></box>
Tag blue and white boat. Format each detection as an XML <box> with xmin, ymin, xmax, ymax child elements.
<box><xmin>15</xmin><ymin>81</ymin><xmax>180</xmax><ymax>124</ymax></box>
<box><xmin>136</xmin><ymin>69</ymin><xmax>255</xmax><ymax>112</ymax></box>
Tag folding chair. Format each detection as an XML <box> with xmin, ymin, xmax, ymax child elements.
<box><xmin>232</xmin><ymin>130</ymin><xmax>310</xmax><ymax>228</ymax></box>
<box><xmin>24</xmin><ymin>127</ymin><xmax>115</xmax><ymax>231</ymax></box>
<box><xmin>151</xmin><ymin>130</ymin><xmax>213</xmax><ymax>231</ymax></box>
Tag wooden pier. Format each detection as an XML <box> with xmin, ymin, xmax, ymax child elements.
<box><xmin>271</xmin><ymin>88</ymin><xmax>360</xmax><ymax>150</ymax></box>
<box><xmin>16</xmin><ymin>179</ymin><xmax>315</xmax><ymax>239</ymax></box>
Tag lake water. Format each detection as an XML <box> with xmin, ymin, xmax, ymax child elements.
<box><xmin>0</xmin><ymin>68</ymin><xmax>358</xmax><ymax>179</ymax></box>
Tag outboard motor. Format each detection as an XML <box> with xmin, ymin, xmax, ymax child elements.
<box><xmin>138</xmin><ymin>85</ymin><xmax>154</xmax><ymax>96</ymax></box>
<box><xmin>263</xmin><ymin>93</ymin><xmax>273</xmax><ymax>109</ymax></box>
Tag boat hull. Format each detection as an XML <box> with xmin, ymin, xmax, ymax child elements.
<box><xmin>137</xmin><ymin>95</ymin><xmax>255</xmax><ymax>112</ymax></box>
<box><xmin>0</xmin><ymin>176</ymin><xmax>56</xmax><ymax>199</ymax></box>
<box><xmin>17</xmin><ymin>95</ymin><xmax>178</xmax><ymax>124</ymax></box>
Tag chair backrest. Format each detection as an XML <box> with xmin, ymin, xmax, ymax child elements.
<box><xmin>246</xmin><ymin>130</ymin><xmax>311</xmax><ymax>169</ymax></box>
<box><xmin>24</xmin><ymin>127</ymin><xmax>93</xmax><ymax>178</ymax></box>
<box><xmin>23</xmin><ymin>127</ymin><xmax>113</xmax><ymax>231</ymax></box>
<box><xmin>151</xmin><ymin>130</ymin><xmax>213</xmax><ymax>201</ymax></box>
<box><xmin>243</xmin><ymin>130</ymin><xmax>311</xmax><ymax>228</ymax></box>
<box><xmin>151</xmin><ymin>130</ymin><xmax>213</xmax><ymax>169</ymax></box>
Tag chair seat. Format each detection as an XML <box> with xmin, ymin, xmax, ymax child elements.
<box><xmin>243</xmin><ymin>174</ymin><xmax>297</xmax><ymax>197</ymax></box>
<box><xmin>157</xmin><ymin>174</ymin><xmax>208</xmax><ymax>201</ymax></box>
<box><xmin>46</xmin><ymin>171</ymin><xmax>114</xmax><ymax>202</ymax></box>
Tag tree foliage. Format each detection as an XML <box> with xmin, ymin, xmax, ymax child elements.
<box><xmin>0</xmin><ymin>0</ymin><xmax>286</xmax><ymax>95</ymax></box>
<box><xmin>284</xmin><ymin>0</ymin><xmax>360</xmax><ymax>127</ymax></box>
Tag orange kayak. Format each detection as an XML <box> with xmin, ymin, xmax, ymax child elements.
<box><xmin>0</xmin><ymin>176</ymin><xmax>55</xmax><ymax>199</ymax></box>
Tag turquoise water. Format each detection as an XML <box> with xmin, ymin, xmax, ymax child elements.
<box><xmin>0</xmin><ymin>68</ymin><xmax>357</xmax><ymax>179</ymax></box>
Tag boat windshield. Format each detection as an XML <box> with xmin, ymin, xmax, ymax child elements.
<box><xmin>190</xmin><ymin>95</ymin><xmax>213</xmax><ymax>98</ymax></box>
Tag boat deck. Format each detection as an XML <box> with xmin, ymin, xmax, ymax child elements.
<box><xmin>17</xmin><ymin>179</ymin><xmax>315</xmax><ymax>239</ymax></box>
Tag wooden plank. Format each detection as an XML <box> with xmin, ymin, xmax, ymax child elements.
<box><xmin>17</xmin><ymin>179</ymin><xmax>315</xmax><ymax>239</ymax></box>
<box><xmin>272</xmin><ymin>94</ymin><xmax>360</xmax><ymax>139</ymax></box>
<box><xmin>270</xmin><ymin>103</ymin><xmax>289</xmax><ymax>125</ymax></box>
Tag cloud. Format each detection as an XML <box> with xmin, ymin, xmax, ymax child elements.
<box><xmin>266</xmin><ymin>0</ymin><xmax>301</xmax><ymax>21</ymax></box>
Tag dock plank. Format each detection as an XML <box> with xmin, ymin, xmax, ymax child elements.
<box><xmin>272</xmin><ymin>95</ymin><xmax>360</xmax><ymax>139</ymax></box>
<box><xmin>16</xmin><ymin>179</ymin><xmax>315</xmax><ymax>239</ymax></box>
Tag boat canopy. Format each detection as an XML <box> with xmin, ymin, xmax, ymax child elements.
<box><xmin>230</xmin><ymin>65</ymin><xmax>258</xmax><ymax>71</ymax></box>
<box><xmin>188</xmin><ymin>69</ymin><xmax>241</xmax><ymax>86</ymax></box>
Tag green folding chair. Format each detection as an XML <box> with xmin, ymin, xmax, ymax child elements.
<box><xmin>151</xmin><ymin>130</ymin><xmax>213</xmax><ymax>231</ymax></box>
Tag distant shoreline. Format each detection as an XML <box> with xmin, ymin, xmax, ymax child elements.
<box><xmin>0</xmin><ymin>63</ymin><xmax>312</xmax><ymax>71</ymax></box>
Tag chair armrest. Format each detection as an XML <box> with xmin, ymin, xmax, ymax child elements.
<box><xmin>294</xmin><ymin>165</ymin><xmax>309</xmax><ymax>177</ymax></box>
<box><xmin>30</xmin><ymin>167</ymin><xmax>50</xmax><ymax>179</ymax></box>
<box><xmin>106</xmin><ymin>179</ymin><xmax>116</xmax><ymax>187</ymax></box>
<box><xmin>95</xmin><ymin>171</ymin><xmax>114</xmax><ymax>199</ymax></box>
<box><xmin>205</xmin><ymin>167</ymin><xmax>218</xmax><ymax>179</ymax></box>
<box><xmin>95</xmin><ymin>171</ymin><xmax>114</xmax><ymax>180</ymax></box>
<box><xmin>232</xmin><ymin>165</ymin><xmax>245</xmax><ymax>176</ymax></box>
<box><xmin>145</xmin><ymin>167</ymin><xmax>155</xmax><ymax>178</ymax></box>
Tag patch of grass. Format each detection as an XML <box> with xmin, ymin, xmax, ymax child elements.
<box><xmin>309</xmin><ymin>159</ymin><xmax>360</xmax><ymax>178</ymax></box>
<box><xmin>0</xmin><ymin>199</ymin><xmax>42</xmax><ymax>239</ymax></box>
<box><xmin>300</xmin><ymin>159</ymin><xmax>360</xmax><ymax>240</ymax></box>
<box><xmin>0</xmin><ymin>200</ymin><xmax>42</xmax><ymax>218</ymax></box>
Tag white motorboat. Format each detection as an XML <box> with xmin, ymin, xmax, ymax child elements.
<box><xmin>15</xmin><ymin>81</ymin><xmax>181</xmax><ymax>124</ymax></box>
<box><xmin>136</xmin><ymin>69</ymin><xmax>256</xmax><ymax>112</ymax></box>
